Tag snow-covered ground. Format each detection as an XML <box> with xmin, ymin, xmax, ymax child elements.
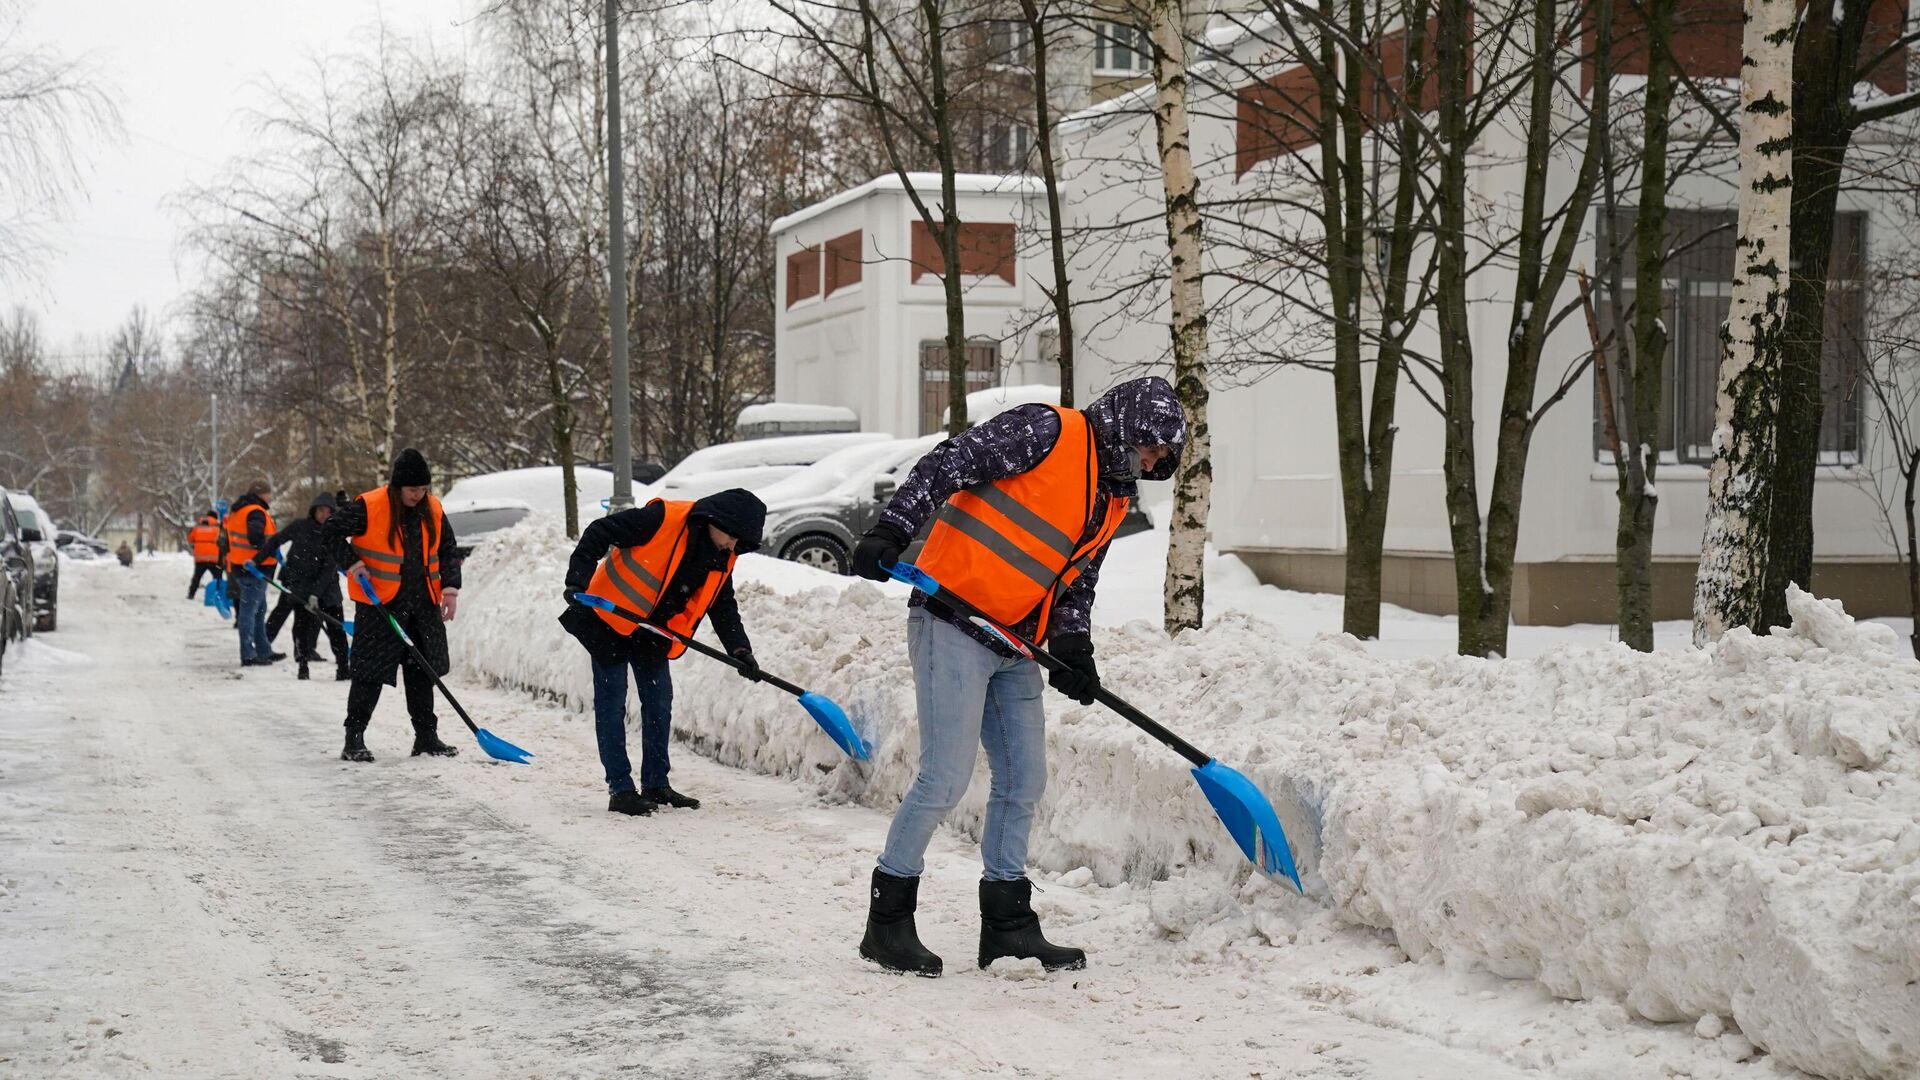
<box><xmin>4</xmin><ymin>547</ymin><xmax>1914</xmax><ymax>1078</ymax></box>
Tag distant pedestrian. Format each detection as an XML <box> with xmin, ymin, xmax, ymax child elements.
<box><xmin>115</xmin><ymin>540</ymin><xmax>133</xmax><ymax>567</ymax></box>
<box><xmin>326</xmin><ymin>448</ymin><xmax>462</xmax><ymax>762</ymax></box>
<box><xmin>186</xmin><ymin>510</ymin><xmax>223</xmax><ymax>598</ymax></box>
<box><xmin>560</xmin><ymin>489</ymin><xmax>766</xmax><ymax>817</ymax></box>
<box><xmin>254</xmin><ymin>491</ymin><xmax>349</xmax><ymax>681</ymax></box>
<box><xmin>226</xmin><ymin>480</ymin><xmax>285</xmax><ymax>668</ymax></box>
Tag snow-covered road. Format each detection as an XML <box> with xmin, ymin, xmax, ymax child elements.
<box><xmin>3</xmin><ymin>557</ymin><xmax>1802</xmax><ymax>1079</ymax></box>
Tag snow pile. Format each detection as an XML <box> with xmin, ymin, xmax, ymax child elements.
<box><xmin>453</xmin><ymin>521</ymin><xmax>1920</xmax><ymax>1080</ymax></box>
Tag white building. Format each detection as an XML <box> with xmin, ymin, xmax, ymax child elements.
<box><xmin>1056</xmin><ymin>12</ymin><xmax>1908</xmax><ymax>624</ymax></box>
<box><xmin>770</xmin><ymin>173</ymin><xmax>1057</xmax><ymax>438</ymax></box>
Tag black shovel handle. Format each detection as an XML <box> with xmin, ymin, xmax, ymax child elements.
<box><xmin>566</xmin><ymin>593</ymin><xmax>805</xmax><ymax>698</ymax></box>
<box><xmin>885</xmin><ymin>562</ymin><xmax>1211</xmax><ymax>769</ymax></box>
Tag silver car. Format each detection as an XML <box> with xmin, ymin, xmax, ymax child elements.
<box><xmin>761</xmin><ymin>437</ymin><xmax>940</xmax><ymax>574</ymax></box>
<box><xmin>9</xmin><ymin>493</ymin><xmax>59</xmax><ymax>631</ymax></box>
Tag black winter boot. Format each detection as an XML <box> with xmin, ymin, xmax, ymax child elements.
<box><xmin>297</xmin><ymin>661</ymin><xmax>310</xmax><ymax>680</ymax></box>
<box><xmin>335</xmin><ymin>661</ymin><xmax>351</xmax><ymax>682</ymax></box>
<box><xmin>410</xmin><ymin>719</ymin><xmax>459</xmax><ymax>757</ymax></box>
<box><xmin>608</xmin><ymin>790</ymin><xmax>657</xmax><ymax>816</ymax></box>
<box><xmin>341</xmin><ymin>726</ymin><xmax>374</xmax><ymax>763</ymax></box>
<box><xmin>641</xmin><ymin>785</ymin><xmax>699</xmax><ymax>810</ymax></box>
<box><xmin>978</xmin><ymin>878</ymin><xmax>1085</xmax><ymax>972</ymax></box>
<box><xmin>859</xmin><ymin>869</ymin><xmax>943</xmax><ymax>977</ymax></box>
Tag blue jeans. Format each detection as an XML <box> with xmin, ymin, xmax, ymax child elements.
<box><xmin>878</xmin><ymin>608</ymin><xmax>1048</xmax><ymax>882</ymax></box>
<box><xmin>233</xmin><ymin>574</ymin><xmax>272</xmax><ymax>661</ymax></box>
<box><xmin>592</xmin><ymin>653</ymin><xmax>674</xmax><ymax>794</ymax></box>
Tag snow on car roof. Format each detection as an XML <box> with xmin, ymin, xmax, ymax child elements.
<box><xmin>759</xmin><ymin>435</ymin><xmax>941</xmax><ymax>512</ymax></box>
<box><xmin>659</xmin><ymin>432</ymin><xmax>889</xmax><ymax>479</ymax></box>
<box><xmin>443</xmin><ymin>466</ymin><xmax>615</xmax><ymax>521</ymax></box>
<box><xmin>944</xmin><ymin>384</ymin><xmax>1061</xmax><ymax>427</ymax></box>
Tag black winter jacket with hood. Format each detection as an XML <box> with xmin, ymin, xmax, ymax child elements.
<box><xmin>559</xmin><ymin>488</ymin><xmax>765</xmax><ymax>666</ymax></box>
<box><xmin>256</xmin><ymin>492</ymin><xmax>342</xmax><ymax>605</ymax></box>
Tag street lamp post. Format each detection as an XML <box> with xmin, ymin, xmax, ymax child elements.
<box><xmin>605</xmin><ymin>0</ymin><xmax>634</xmax><ymax>511</ymax></box>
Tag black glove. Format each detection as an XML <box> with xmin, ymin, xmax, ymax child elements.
<box><xmin>304</xmin><ymin>593</ymin><xmax>320</xmax><ymax>613</ymax></box>
<box><xmin>730</xmin><ymin>647</ymin><xmax>763</xmax><ymax>682</ymax></box>
<box><xmin>852</xmin><ymin>522</ymin><xmax>910</xmax><ymax>582</ymax></box>
<box><xmin>564</xmin><ymin>585</ymin><xmax>588</xmax><ymax>606</ymax></box>
<box><xmin>1047</xmin><ymin>632</ymin><xmax>1100</xmax><ymax>705</ymax></box>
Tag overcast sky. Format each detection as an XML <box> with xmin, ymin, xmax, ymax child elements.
<box><xmin>8</xmin><ymin>0</ymin><xmax>479</xmax><ymax>360</ymax></box>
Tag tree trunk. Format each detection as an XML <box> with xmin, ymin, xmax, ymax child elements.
<box><xmin>922</xmin><ymin>0</ymin><xmax>970</xmax><ymax>437</ymax></box>
<box><xmin>1617</xmin><ymin>0</ymin><xmax>1675</xmax><ymax>652</ymax></box>
<box><xmin>1761</xmin><ymin>3</ymin><xmax>1865</xmax><ymax>631</ymax></box>
<box><xmin>1906</xmin><ymin>450</ymin><xmax>1919</xmax><ymax>660</ymax></box>
<box><xmin>546</xmin><ymin>340</ymin><xmax>580</xmax><ymax>539</ymax></box>
<box><xmin>1021</xmin><ymin>0</ymin><xmax>1075</xmax><ymax>407</ymax></box>
<box><xmin>1150</xmin><ymin>0</ymin><xmax>1211</xmax><ymax>635</ymax></box>
<box><xmin>1694</xmin><ymin>0</ymin><xmax>1794</xmax><ymax>645</ymax></box>
<box><xmin>379</xmin><ymin>227</ymin><xmax>401</xmax><ymax>479</ymax></box>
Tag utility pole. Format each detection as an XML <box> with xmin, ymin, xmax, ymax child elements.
<box><xmin>605</xmin><ymin>0</ymin><xmax>634</xmax><ymax>510</ymax></box>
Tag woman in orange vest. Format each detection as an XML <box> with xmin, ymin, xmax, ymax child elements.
<box><xmin>324</xmin><ymin>448</ymin><xmax>462</xmax><ymax>763</ymax></box>
<box><xmin>559</xmin><ymin>488</ymin><xmax>767</xmax><ymax>817</ymax></box>
<box><xmin>847</xmin><ymin>376</ymin><xmax>1186</xmax><ymax>977</ymax></box>
<box><xmin>186</xmin><ymin>509</ymin><xmax>223</xmax><ymax>599</ymax></box>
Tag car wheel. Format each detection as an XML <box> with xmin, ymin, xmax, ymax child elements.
<box><xmin>783</xmin><ymin>534</ymin><xmax>851</xmax><ymax>576</ymax></box>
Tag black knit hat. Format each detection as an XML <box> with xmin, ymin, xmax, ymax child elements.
<box><xmin>390</xmin><ymin>447</ymin><xmax>432</xmax><ymax>487</ymax></box>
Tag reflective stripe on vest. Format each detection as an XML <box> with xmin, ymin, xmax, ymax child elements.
<box><xmin>224</xmin><ymin>505</ymin><xmax>277</xmax><ymax>569</ymax></box>
<box><xmin>585</xmin><ymin>499</ymin><xmax>735</xmax><ymax>659</ymax></box>
<box><xmin>189</xmin><ymin>521</ymin><xmax>221</xmax><ymax>562</ymax></box>
<box><xmin>346</xmin><ymin>487</ymin><xmax>444</xmax><ymax>605</ymax></box>
<box><xmin>916</xmin><ymin>406</ymin><xmax>1131</xmax><ymax>641</ymax></box>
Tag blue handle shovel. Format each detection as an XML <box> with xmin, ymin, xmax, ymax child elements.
<box><xmin>886</xmin><ymin>561</ymin><xmax>1303</xmax><ymax>890</ymax></box>
<box><xmin>278</xmin><ymin>566</ymin><xmax>532</xmax><ymax>764</ymax></box>
<box><xmin>569</xmin><ymin>592</ymin><xmax>870</xmax><ymax>761</ymax></box>
<box><xmin>204</xmin><ymin>576</ymin><xmax>233</xmax><ymax>619</ymax></box>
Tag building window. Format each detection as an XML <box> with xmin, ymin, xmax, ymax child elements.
<box><xmin>909</xmin><ymin>220</ymin><xmax>1018</xmax><ymax>285</ymax></box>
<box><xmin>785</xmin><ymin>244</ymin><xmax>821</xmax><ymax>307</ymax></box>
<box><xmin>1094</xmin><ymin>21</ymin><xmax>1152</xmax><ymax>76</ymax></box>
<box><xmin>987</xmin><ymin>20</ymin><xmax>1033</xmax><ymax>68</ymax></box>
<box><xmin>988</xmin><ymin>123</ymin><xmax>1033</xmax><ymax>172</ymax></box>
<box><xmin>1595</xmin><ymin>209</ymin><xmax>1864</xmax><ymax>464</ymax></box>
<box><xmin>824</xmin><ymin>230</ymin><xmax>863</xmax><ymax>294</ymax></box>
<box><xmin>920</xmin><ymin>342</ymin><xmax>1001</xmax><ymax>434</ymax></box>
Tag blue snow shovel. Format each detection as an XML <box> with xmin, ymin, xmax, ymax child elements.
<box><xmin>205</xmin><ymin>576</ymin><xmax>233</xmax><ymax>619</ymax></box>
<box><xmin>885</xmin><ymin>561</ymin><xmax>1303</xmax><ymax>891</ymax></box>
<box><xmin>340</xmin><ymin>570</ymin><xmax>533</xmax><ymax>764</ymax></box>
<box><xmin>568</xmin><ymin>592</ymin><xmax>870</xmax><ymax>761</ymax></box>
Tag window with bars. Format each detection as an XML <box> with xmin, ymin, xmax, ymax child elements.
<box><xmin>1094</xmin><ymin>21</ymin><xmax>1152</xmax><ymax>75</ymax></box>
<box><xmin>986</xmin><ymin>20</ymin><xmax>1033</xmax><ymax>68</ymax></box>
<box><xmin>1594</xmin><ymin>209</ymin><xmax>1864</xmax><ymax>464</ymax></box>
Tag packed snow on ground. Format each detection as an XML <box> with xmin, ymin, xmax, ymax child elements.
<box><xmin>455</xmin><ymin>516</ymin><xmax>1920</xmax><ymax>1080</ymax></box>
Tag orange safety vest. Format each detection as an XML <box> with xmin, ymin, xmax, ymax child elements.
<box><xmin>224</xmin><ymin>503</ymin><xmax>278</xmax><ymax>570</ymax></box>
<box><xmin>189</xmin><ymin>518</ymin><xmax>221</xmax><ymax>563</ymax></box>
<box><xmin>346</xmin><ymin>487</ymin><xmax>445</xmax><ymax>605</ymax></box>
<box><xmin>585</xmin><ymin>499</ymin><xmax>735</xmax><ymax>659</ymax></box>
<box><xmin>917</xmin><ymin>405</ymin><xmax>1130</xmax><ymax>641</ymax></box>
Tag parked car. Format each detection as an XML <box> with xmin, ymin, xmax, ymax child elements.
<box><xmin>650</xmin><ymin>432</ymin><xmax>890</xmax><ymax>503</ymax></box>
<box><xmin>0</xmin><ymin>488</ymin><xmax>38</xmax><ymax>675</ymax></box>
<box><xmin>8</xmin><ymin>493</ymin><xmax>58</xmax><ymax>631</ymax></box>
<box><xmin>55</xmin><ymin>529</ymin><xmax>108</xmax><ymax>559</ymax></box>
<box><xmin>442</xmin><ymin>466</ymin><xmax>617</xmax><ymax>524</ymax></box>
<box><xmin>442</xmin><ymin>496</ymin><xmax>535</xmax><ymax>560</ymax></box>
<box><xmin>760</xmin><ymin>436</ymin><xmax>940</xmax><ymax>574</ymax></box>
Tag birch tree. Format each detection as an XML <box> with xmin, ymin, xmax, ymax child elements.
<box><xmin>1693</xmin><ymin>0</ymin><xmax>1794</xmax><ymax>644</ymax></box>
<box><xmin>1145</xmin><ymin>0</ymin><xmax>1212</xmax><ymax>634</ymax></box>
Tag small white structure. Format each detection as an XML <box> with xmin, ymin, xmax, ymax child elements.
<box><xmin>771</xmin><ymin>173</ymin><xmax>1058</xmax><ymax>438</ymax></box>
<box><xmin>734</xmin><ymin>403</ymin><xmax>860</xmax><ymax>440</ymax></box>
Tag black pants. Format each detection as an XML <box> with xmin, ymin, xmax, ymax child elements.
<box><xmin>266</xmin><ymin>590</ymin><xmax>298</xmax><ymax>644</ymax></box>
<box><xmin>188</xmin><ymin>563</ymin><xmax>223</xmax><ymax>598</ymax></box>
<box><xmin>345</xmin><ymin>663</ymin><xmax>437</xmax><ymax>733</ymax></box>
<box><xmin>295</xmin><ymin>601</ymin><xmax>349</xmax><ymax>663</ymax></box>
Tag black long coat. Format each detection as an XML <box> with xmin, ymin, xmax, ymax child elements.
<box><xmin>259</xmin><ymin>513</ymin><xmax>342</xmax><ymax>606</ymax></box>
<box><xmin>325</xmin><ymin>493</ymin><xmax>462</xmax><ymax>685</ymax></box>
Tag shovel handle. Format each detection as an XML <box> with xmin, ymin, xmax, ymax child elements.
<box><xmin>884</xmin><ymin>561</ymin><xmax>1211</xmax><ymax>769</ymax></box>
<box><xmin>568</xmin><ymin>592</ymin><xmax>807</xmax><ymax>698</ymax></box>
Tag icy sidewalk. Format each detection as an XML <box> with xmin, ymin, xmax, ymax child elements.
<box><xmin>453</xmin><ymin>519</ymin><xmax>1920</xmax><ymax>1080</ymax></box>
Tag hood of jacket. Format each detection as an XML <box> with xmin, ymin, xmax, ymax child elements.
<box><xmin>689</xmin><ymin>488</ymin><xmax>766</xmax><ymax>554</ymax></box>
<box><xmin>1083</xmin><ymin>376</ymin><xmax>1186</xmax><ymax>488</ymax></box>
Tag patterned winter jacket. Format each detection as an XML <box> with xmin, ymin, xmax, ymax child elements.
<box><xmin>877</xmin><ymin>376</ymin><xmax>1187</xmax><ymax>654</ymax></box>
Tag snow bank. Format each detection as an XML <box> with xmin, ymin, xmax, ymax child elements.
<box><xmin>453</xmin><ymin>521</ymin><xmax>1920</xmax><ymax>1080</ymax></box>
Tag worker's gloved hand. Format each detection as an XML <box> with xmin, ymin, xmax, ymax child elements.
<box><xmin>565</xmin><ymin>584</ymin><xmax>589</xmax><ymax>606</ymax></box>
<box><xmin>730</xmin><ymin>648</ymin><xmax>763</xmax><ymax>682</ymax></box>
<box><xmin>304</xmin><ymin>593</ymin><xmax>320</xmax><ymax>613</ymax></box>
<box><xmin>852</xmin><ymin>522</ymin><xmax>910</xmax><ymax>582</ymax></box>
<box><xmin>1046</xmin><ymin>632</ymin><xmax>1100</xmax><ymax>705</ymax></box>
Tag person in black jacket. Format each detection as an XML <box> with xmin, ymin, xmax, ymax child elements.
<box><xmin>560</xmin><ymin>489</ymin><xmax>766</xmax><ymax>817</ymax></box>
<box><xmin>254</xmin><ymin>491</ymin><xmax>350</xmax><ymax>681</ymax></box>
<box><xmin>325</xmin><ymin>449</ymin><xmax>462</xmax><ymax>763</ymax></box>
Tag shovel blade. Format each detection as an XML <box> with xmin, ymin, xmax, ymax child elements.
<box><xmin>474</xmin><ymin>726</ymin><xmax>534</xmax><ymax>765</ymax></box>
<box><xmin>1191</xmin><ymin>759</ymin><xmax>1303</xmax><ymax>891</ymax></box>
<box><xmin>798</xmin><ymin>691</ymin><xmax>870</xmax><ymax>761</ymax></box>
